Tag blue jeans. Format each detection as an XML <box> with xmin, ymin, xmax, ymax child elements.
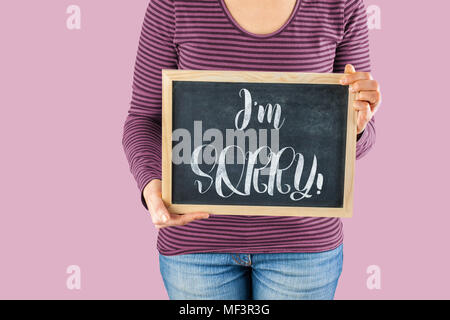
<box><xmin>159</xmin><ymin>244</ymin><xmax>343</xmax><ymax>300</ymax></box>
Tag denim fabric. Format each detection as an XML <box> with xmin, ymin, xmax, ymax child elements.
<box><xmin>159</xmin><ymin>244</ymin><xmax>343</xmax><ymax>300</ymax></box>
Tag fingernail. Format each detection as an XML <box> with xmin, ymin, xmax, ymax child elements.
<box><xmin>340</xmin><ymin>78</ymin><xmax>346</xmax><ymax>84</ymax></box>
<box><xmin>349</xmin><ymin>85</ymin><xmax>355</xmax><ymax>92</ymax></box>
<box><xmin>161</xmin><ymin>215</ymin><xmax>168</xmax><ymax>223</ymax></box>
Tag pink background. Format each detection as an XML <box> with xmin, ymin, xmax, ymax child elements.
<box><xmin>0</xmin><ymin>0</ymin><xmax>449</xmax><ymax>299</ymax></box>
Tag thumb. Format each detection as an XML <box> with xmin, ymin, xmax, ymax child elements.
<box><xmin>148</xmin><ymin>192</ymin><xmax>170</xmax><ymax>223</ymax></box>
<box><xmin>344</xmin><ymin>64</ymin><xmax>356</xmax><ymax>74</ymax></box>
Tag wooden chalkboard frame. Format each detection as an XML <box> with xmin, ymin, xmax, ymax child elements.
<box><xmin>161</xmin><ymin>69</ymin><xmax>357</xmax><ymax>218</ymax></box>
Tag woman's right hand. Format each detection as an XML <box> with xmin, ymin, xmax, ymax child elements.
<box><xmin>143</xmin><ymin>179</ymin><xmax>210</xmax><ymax>229</ymax></box>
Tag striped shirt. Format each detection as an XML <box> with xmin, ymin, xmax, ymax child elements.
<box><xmin>122</xmin><ymin>0</ymin><xmax>376</xmax><ymax>256</ymax></box>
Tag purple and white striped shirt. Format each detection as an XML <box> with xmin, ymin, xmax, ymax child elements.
<box><xmin>122</xmin><ymin>0</ymin><xmax>376</xmax><ymax>256</ymax></box>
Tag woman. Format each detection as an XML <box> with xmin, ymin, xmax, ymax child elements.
<box><xmin>123</xmin><ymin>0</ymin><xmax>380</xmax><ymax>300</ymax></box>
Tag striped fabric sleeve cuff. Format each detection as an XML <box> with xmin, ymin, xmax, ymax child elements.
<box><xmin>357</xmin><ymin>130</ymin><xmax>365</xmax><ymax>141</ymax></box>
<box><xmin>356</xmin><ymin>116</ymin><xmax>376</xmax><ymax>160</ymax></box>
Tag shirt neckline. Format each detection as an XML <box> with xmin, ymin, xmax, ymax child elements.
<box><xmin>219</xmin><ymin>0</ymin><xmax>301</xmax><ymax>39</ymax></box>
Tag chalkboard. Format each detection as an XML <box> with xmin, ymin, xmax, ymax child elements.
<box><xmin>162</xmin><ymin>70</ymin><xmax>357</xmax><ymax>218</ymax></box>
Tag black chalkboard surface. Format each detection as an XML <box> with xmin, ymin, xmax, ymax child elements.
<box><xmin>162</xmin><ymin>70</ymin><xmax>357</xmax><ymax>218</ymax></box>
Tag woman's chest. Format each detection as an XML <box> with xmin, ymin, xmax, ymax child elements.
<box><xmin>173</xmin><ymin>2</ymin><xmax>343</xmax><ymax>73</ymax></box>
<box><xmin>222</xmin><ymin>0</ymin><xmax>298</xmax><ymax>35</ymax></box>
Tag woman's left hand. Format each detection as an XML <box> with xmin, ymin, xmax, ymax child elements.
<box><xmin>340</xmin><ymin>64</ymin><xmax>381</xmax><ymax>135</ymax></box>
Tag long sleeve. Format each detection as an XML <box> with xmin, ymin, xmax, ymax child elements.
<box><xmin>333</xmin><ymin>0</ymin><xmax>376</xmax><ymax>160</ymax></box>
<box><xmin>122</xmin><ymin>0</ymin><xmax>177</xmax><ymax>210</ymax></box>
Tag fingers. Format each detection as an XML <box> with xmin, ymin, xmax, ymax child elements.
<box><xmin>149</xmin><ymin>197</ymin><xmax>209</xmax><ymax>229</ymax></box>
<box><xmin>355</xmin><ymin>90</ymin><xmax>380</xmax><ymax>106</ymax></box>
<box><xmin>344</xmin><ymin>64</ymin><xmax>356</xmax><ymax>74</ymax></box>
<box><xmin>143</xmin><ymin>179</ymin><xmax>210</xmax><ymax>229</ymax></box>
<box><xmin>354</xmin><ymin>100</ymin><xmax>371</xmax><ymax>134</ymax></box>
<box><xmin>353</xmin><ymin>100</ymin><xmax>371</xmax><ymax>112</ymax></box>
<box><xmin>341</xmin><ymin>72</ymin><xmax>373</xmax><ymax>85</ymax></box>
<box><xmin>155</xmin><ymin>212</ymin><xmax>210</xmax><ymax>229</ymax></box>
<box><xmin>357</xmin><ymin>111</ymin><xmax>370</xmax><ymax>134</ymax></box>
<box><xmin>339</xmin><ymin>64</ymin><xmax>378</xmax><ymax>134</ymax></box>
<box><xmin>147</xmin><ymin>193</ymin><xmax>170</xmax><ymax>225</ymax></box>
<box><xmin>349</xmin><ymin>79</ymin><xmax>379</xmax><ymax>92</ymax></box>
<box><xmin>340</xmin><ymin>65</ymin><xmax>381</xmax><ymax>114</ymax></box>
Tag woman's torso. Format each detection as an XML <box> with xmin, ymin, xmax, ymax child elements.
<box><xmin>173</xmin><ymin>0</ymin><xmax>343</xmax><ymax>73</ymax></box>
<box><xmin>156</xmin><ymin>0</ymin><xmax>369</xmax><ymax>255</ymax></box>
